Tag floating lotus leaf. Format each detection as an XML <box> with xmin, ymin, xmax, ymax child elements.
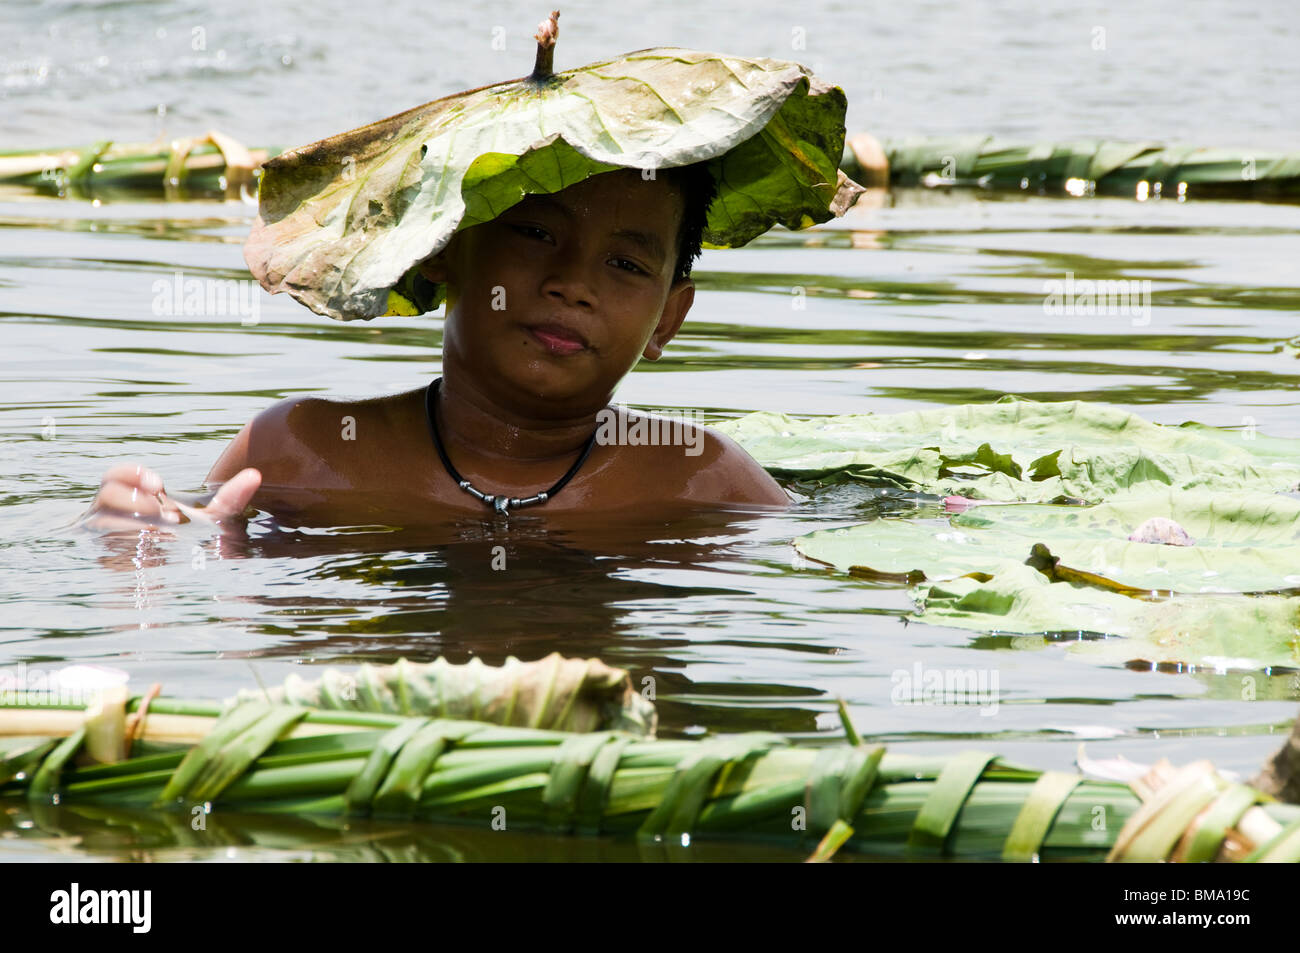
<box><xmin>796</xmin><ymin>489</ymin><xmax>1300</xmax><ymax>594</ymax></box>
<box><xmin>229</xmin><ymin>652</ymin><xmax>656</xmax><ymax>737</ymax></box>
<box><xmin>913</xmin><ymin>563</ymin><xmax>1300</xmax><ymax>670</ymax></box>
<box><xmin>718</xmin><ymin>396</ymin><xmax>1300</xmax><ymax>503</ymax></box>
<box><xmin>244</xmin><ymin>19</ymin><xmax>863</xmax><ymax>321</ymax></box>
<box><xmin>795</xmin><ymin>489</ymin><xmax>1300</xmax><ymax>664</ymax></box>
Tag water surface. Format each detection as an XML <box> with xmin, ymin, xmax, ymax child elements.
<box><xmin>2</xmin><ymin>0</ymin><xmax>1300</xmax><ymax>861</ymax></box>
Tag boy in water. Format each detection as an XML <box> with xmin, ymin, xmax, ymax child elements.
<box><xmin>82</xmin><ymin>163</ymin><xmax>789</xmax><ymax>532</ymax></box>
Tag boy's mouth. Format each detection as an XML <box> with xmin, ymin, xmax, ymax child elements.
<box><xmin>526</xmin><ymin>323</ymin><xmax>589</xmax><ymax>356</ymax></box>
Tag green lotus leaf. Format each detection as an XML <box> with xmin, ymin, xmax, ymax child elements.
<box><xmin>244</xmin><ymin>45</ymin><xmax>864</xmax><ymax>321</ymax></box>
<box><xmin>796</xmin><ymin>488</ymin><xmax>1300</xmax><ymax>594</ymax></box>
<box><xmin>717</xmin><ymin>396</ymin><xmax>1300</xmax><ymax>503</ymax></box>
<box><xmin>913</xmin><ymin>562</ymin><xmax>1300</xmax><ymax>670</ymax></box>
<box><xmin>227</xmin><ymin>652</ymin><xmax>656</xmax><ymax>737</ymax></box>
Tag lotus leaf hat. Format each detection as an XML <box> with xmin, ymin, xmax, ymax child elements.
<box><xmin>244</xmin><ymin>10</ymin><xmax>865</xmax><ymax>321</ymax></box>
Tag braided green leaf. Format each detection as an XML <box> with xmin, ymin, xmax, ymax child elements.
<box><xmin>639</xmin><ymin>734</ymin><xmax>786</xmax><ymax>841</ymax></box>
<box><xmin>543</xmin><ymin>731</ymin><xmax>621</xmax><ymax>833</ymax></box>
<box><xmin>1182</xmin><ymin>785</ymin><xmax>1261</xmax><ymax>863</ymax></box>
<box><xmin>1</xmin><ymin>737</ymin><xmax>59</xmax><ymax>786</ymax></box>
<box><xmin>1002</xmin><ymin>771</ymin><xmax>1082</xmax><ymax>862</ymax></box>
<box><xmin>873</xmin><ymin>135</ymin><xmax>1300</xmax><ymax>199</ymax></box>
<box><xmin>1111</xmin><ymin>767</ymin><xmax>1224</xmax><ymax>862</ymax></box>
<box><xmin>806</xmin><ymin>744</ymin><xmax>883</xmax><ymax>835</ymax></box>
<box><xmin>372</xmin><ymin>721</ymin><xmax>482</xmax><ymax>818</ymax></box>
<box><xmin>806</xmin><ymin>819</ymin><xmax>855</xmax><ymax>862</ymax></box>
<box><xmin>1244</xmin><ymin>816</ymin><xmax>1300</xmax><ymax>863</ymax></box>
<box><xmin>908</xmin><ymin>751</ymin><xmax>998</xmax><ymax>855</ymax></box>
<box><xmin>575</xmin><ymin>735</ymin><xmax>633</xmax><ymax>836</ymax></box>
<box><xmin>5</xmin><ymin>686</ymin><xmax>1299</xmax><ymax>863</ymax></box>
<box><xmin>28</xmin><ymin>727</ymin><xmax>86</xmax><ymax>804</ymax></box>
<box><xmin>344</xmin><ymin>717</ymin><xmax>429</xmax><ymax>814</ymax></box>
<box><xmin>155</xmin><ymin>702</ymin><xmax>308</xmax><ymax>806</ymax></box>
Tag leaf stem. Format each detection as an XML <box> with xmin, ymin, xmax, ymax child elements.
<box><xmin>530</xmin><ymin>10</ymin><xmax>560</xmax><ymax>81</ymax></box>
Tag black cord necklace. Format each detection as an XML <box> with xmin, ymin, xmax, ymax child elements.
<box><xmin>425</xmin><ymin>377</ymin><xmax>599</xmax><ymax>515</ymax></box>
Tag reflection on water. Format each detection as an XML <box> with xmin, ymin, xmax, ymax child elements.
<box><xmin>86</xmin><ymin>504</ymin><xmax>836</xmax><ymax>738</ymax></box>
<box><xmin>0</xmin><ymin>798</ymin><xmax>820</xmax><ymax>863</ymax></box>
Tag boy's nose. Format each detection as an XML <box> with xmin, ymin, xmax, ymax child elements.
<box><xmin>542</xmin><ymin>256</ymin><xmax>597</xmax><ymax>310</ymax></box>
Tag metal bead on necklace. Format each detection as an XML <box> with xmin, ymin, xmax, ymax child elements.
<box><xmin>424</xmin><ymin>378</ymin><xmax>599</xmax><ymax>515</ymax></box>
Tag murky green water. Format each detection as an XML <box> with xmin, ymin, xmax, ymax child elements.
<box><xmin>4</xmin><ymin>183</ymin><xmax>1299</xmax><ymax>861</ymax></box>
<box><xmin>3</xmin><ymin>0</ymin><xmax>1300</xmax><ymax>861</ymax></box>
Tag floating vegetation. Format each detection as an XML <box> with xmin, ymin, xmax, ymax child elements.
<box><xmin>4</xmin><ymin>657</ymin><xmax>1300</xmax><ymax>862</ymax></box>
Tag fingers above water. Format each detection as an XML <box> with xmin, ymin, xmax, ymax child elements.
<box><xmin>193</xmin><ymin>468</ymin><xmax>263</xmax><ymax>522</ymax></box>
<box><xmin>82</xmin><ymin>463</ymin><xmax>262</xmax><ymax>532</ymax></box>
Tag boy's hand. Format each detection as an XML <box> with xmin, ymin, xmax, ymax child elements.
<box><xmin>79</xmin><ymin>463</ymin><xmax>262</xmax><ymax>532</ymax></box>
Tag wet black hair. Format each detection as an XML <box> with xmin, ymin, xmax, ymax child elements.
<box><xmin>660</xmin><ymin>162</ymin><xmax>719</xmax><ymax>283</ymax></box>
<box><xmin>425</xmin><ymin>164</ymin><xmax>718</xmax><ymax>293</ymax></box>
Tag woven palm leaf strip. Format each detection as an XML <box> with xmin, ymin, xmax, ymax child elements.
<box><xmin>1243</xmin><ymin>817</ymin><xmax>1300</xmax><ymax>863</ymax></box>
<box><xmin>1001</xmin><ymin>771</ymin><xmax>1082</xmax><ymax>862</ymax></box>
<box><xmin>27</xmin><ymin>727</ymin><xmax>86</xmax><ymax>804</ymax></box>
<box><xmin>0</xmin><ymin>135</ymin><xmax>276</xmax><ymax>199</ymax></box>
<box><xmin>1183</xmin><ymin>785</ymin><xmax>1264</xmax><ymax>863</ymax></box>
<box><xmin>1105</xmin><ymin>760</ymin><xmax>1295</xmax><ymax>863</ymax></box>
<box><xmin>3</xmin><ymin>701</ymin><xmax>1299</xmax><ymax>862</ymax></box>
<box><xmin>5</xmin><ymin>132</ymin><xmax>1300</xmax><ymax>203</ymax></box>
<box><xmin>839</xmin><ymin>135</ymin><xmax>1300</xmax><ymax>200</ymax></box>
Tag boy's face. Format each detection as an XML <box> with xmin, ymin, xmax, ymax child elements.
<box><xmin>419</xmin><ymin>168</ymin><xmax>695</xmax><ymax>417</ymax></box>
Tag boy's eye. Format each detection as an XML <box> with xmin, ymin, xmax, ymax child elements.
<box><xmin>512</xmin><ymin>224</ymin><xmax>551</xmax><ymax>242</ymax></box>
<box><xmin>612</xmin><ymin>258</ymin><xmax>646</xmax><ymax>275</ymax></box>
<box><xmin>511</xmin><ymin>224</ymin><xmax>648</xmax><ymax>276</ymax></box>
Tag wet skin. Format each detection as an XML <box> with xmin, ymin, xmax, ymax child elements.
<box><xmin>88</xmin><ymin>168</ymin><xmax>788</xmax><ymax>530</ymax></box>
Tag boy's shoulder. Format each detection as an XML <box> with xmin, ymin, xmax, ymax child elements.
<box><xmin>599</xmin><ymin>407</ymin><xmax>788</xmax><ymax>507</ymax></box>
<box><xmin>205</xmin><ymin>391</ymin><xmax>402</xmax><ymax>487</ymax></box>
<box><xmin>206</xmin><ymin>394</ymin><xmax>788</xmax><ymax>509</ymax></box>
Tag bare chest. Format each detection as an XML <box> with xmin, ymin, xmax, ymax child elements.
<box><xmin>259</xmin><ymin>407</ymin><xmax>692</xmax><ymax>524</ymax></box>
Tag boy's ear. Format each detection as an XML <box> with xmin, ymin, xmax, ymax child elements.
<box><xmin>417</xmin><ymin>234</ymin><xmax>459</xmax><ymax>283</ymax></box>
<box><xmin>418</xmin><ymin>251</ymin><xmax>448</xmax><ymax>283</ymax></box>
<box><xmin>643</xmin><ymin>278</ymin><xmax>694</xmax><ymax>361</ymax></box>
